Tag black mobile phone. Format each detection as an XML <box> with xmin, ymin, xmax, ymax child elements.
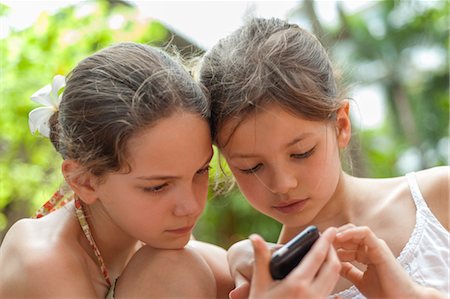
<box><xmin>269</xmin><ymin>225</ymin><xmax>320</xmax><ymax>280</ymax></box>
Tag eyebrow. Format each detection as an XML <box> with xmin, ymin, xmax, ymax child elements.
<box><xmin>285</xmin><ymin>134</ymin><xmax>312</xmax><ymax>147</ymax></box>
<box><xmin>229</xmin><ymin>133</ymin><xmax>313</xmax><ymax>159</ymax></box>
<box><xmin>134</xmin><ymin>152</ymin><xmax>213</xmax><ymax>181</ymax></box>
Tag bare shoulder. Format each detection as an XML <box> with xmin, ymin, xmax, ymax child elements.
<box><xmin>187</xmin><ymin>239</ymin><xmax>231</xmax><ymax>273</ymax></box>
<box><xmin>188</xmin><ymin>239</ymin><xmax>227</xmax><ymax>256</ymax></box>
<box><xmin>189</xmin><ymin>240</ymin><xmax>233</xmax><ymax>279</ymax></box>
<box><xmin>415</xmin><ymin>166</ymin><xmax>449</xmax><ymax>230</ymax></box>
<box><xmin>117</xmin><ymin>244</ymin><xmax>220</xmax><ymax>299</ymax></box>
<box><xmin>0</xmin><ymin>218</ymin><xmax>96</xmax><ymax>297</ymax></box>
<box><xmin>414</xmin><ymin>166</ymin><xmax>449</xmax><ymax>191</ymax></box>
<box><xmin>188</xmin><ymin>240</ymin><xmax>234</xmax><ymax>298</ymax></box>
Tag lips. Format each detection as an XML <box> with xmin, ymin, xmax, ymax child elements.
<box><xmin>273</xmin><ymin>199</ymin><xmax>308</xmax><ymax>214</ymax></box>
<box><xmin>166</xmin><ymin>225</ymin><xmax>195</xmax><ymax>235</ymax></box>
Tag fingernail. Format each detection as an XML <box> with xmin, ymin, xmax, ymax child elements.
<box><xmin>249</xmin><ymin>234</ymin><xmax>258</xmax><ymax>241</ymax></box>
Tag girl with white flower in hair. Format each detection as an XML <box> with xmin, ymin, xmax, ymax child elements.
<box><xmin>0</xmin><ymin>42</ymin><xmax>234</xmax><ymax>298</ymax></box>
<box><xmin>28</xmin><ymin>74</ymin><xmax>66</xmax><ymax>139</ymax></box>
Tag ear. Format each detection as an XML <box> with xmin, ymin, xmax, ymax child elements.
<box><xmin>335</xmin><ymin>100</ymin><xmax>351</xmax><ymax>148</ymax></box>
<box><xmin>62</xmin><ymin>160</ymin><xmax>99</xmax><ymax>205</ymax></box>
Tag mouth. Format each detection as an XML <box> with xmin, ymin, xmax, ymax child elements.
<box><xmin>272</xmin><ymin>199</ymin><xmax>309</xmax><ymax>214</ymax></box>
<box><xmin>165</xmin><ymin>225</ymin><xmax>195</xmax><ymax>235</ymax></box>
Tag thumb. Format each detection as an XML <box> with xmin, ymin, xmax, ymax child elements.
<box><xmin>229</xmin><ymin>282</ymin><xmax>250</xmax><ymax>299</ymax></box>
<box><xmin>229</xmin><ymin>272</ymin><xmax>250</xmax><ymax>299</ymax></box>
<box><xmin>248</xmin><ymin>234</ymin><xmax>272</xmax><ymax>296</ymax></box>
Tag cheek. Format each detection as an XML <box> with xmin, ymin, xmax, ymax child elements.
<box><xmin>98</xmin><ymin>181</ymin><xmax>167</xmax><ymax>232</ymax></box>
<box><xmin>196</xmin><ymin>178</ymin><xmax>209</xmax><ymax>207</ymax></box>
<box><xmin>306</xmin><ymin>143</ymin><xmax>341</xmax><ymax>194</ymax></box>
<box><xmin>233</xmin><ymin>173</ymin><xmax>269</xmax><ymax>208</ymax></box>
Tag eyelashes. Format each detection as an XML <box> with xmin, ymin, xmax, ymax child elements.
<box><xmin>196</xmin><ymin>165</ymin><xmax>211</xmax><ymax>175</ymax></box>
<box><xmin>241</xmin><ymin>163</ymin><xmax>262</xmax><ymax>174</ymax></box>
<box><xmin>239</xmin><ymin>146</ymin><xmax>316</xmax><ymax>174</ymax></box>
<box><xmin>290</xmin><ymin>146</ymin><xmax>316</xmax><ymax>159</ymax></box>
<box><xmin>143</xmin><ymin>183</ymin><xmax>168</xmax><ymax>193</ymax></box>
<box><xmin>142</xmin><ymin>165</ymin><xmax>211</xmax><ymax>194</ymax></box>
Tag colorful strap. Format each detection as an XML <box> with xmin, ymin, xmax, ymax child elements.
<box><xmin>35</xmin><ymin>189</ymin><xmax>71</xmax><ymax>218</ymax></box>
<box><xmin>74</xmin><ymin>197</ymin><xmax>112</xmax><ymax>288</ymax></box>
<box><xmin>35</xmin><ymin>190</ymin><xmax>112</xmax><ymax>288</ymax></box>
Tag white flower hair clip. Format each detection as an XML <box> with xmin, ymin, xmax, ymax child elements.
<box><xmin>28</xmin><ymin>75</ymin><xmax>66</xmax><ymax>137</ymax></box>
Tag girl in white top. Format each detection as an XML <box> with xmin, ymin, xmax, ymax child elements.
<box><xmin>199</xmin><ymin>17</ymin><xmax>449</xmax><ymax>298</ymax></box>
<box><xmin>333</xmin><ymin>172</ymin><xmax>449</xmax><ymax>298</ymax></box>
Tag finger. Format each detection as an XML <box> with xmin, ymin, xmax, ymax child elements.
<box><xmin>288</xmin><ymin>227</ymin><xmax>337</xmax><ymax>281</ymax></box>
<box><xmin>229</xmin><ymin>282</ymin><xmax>250</xmax><ymax>299</ymax></box>
<box><xmin>336</xmin><ymin>227</ymin><xmax>392</xmax><ymax>264</ymax></box>
<box><xmin>336</xmin><ymin>248</ymin><xmax>371</xmax><ymax>265</ymax></box>
<box><xmin>340</xmin><ymin>262</ymin><xmax>364</xmax><ymax>286</ymax></box>
<box><xmin>336</xmin><ymin>226</ymin><xmax>378</xmax><ymax>247</ymax></box>
<box><xmin>313</xmin><ymin>245</ymin><xmax>341</xmax><ymax>295</ymax></box>
<box><xmin>336</xmin><ymin>223</ymin><xmax>356</xmax><ymax>233</ymax></box>
<box><xmin>248</xmin><ymin>234</ymin><xmax>272</xmax><ymax>293</ymax></box>
<box><xmin>234</xmin><ymin>271</ymin><xmax>249</xmax><ymax>289</ymax></box>
<box><xmin>270</xmin><ymin>243</ymin><xmax>283</xmax><ymax>254</ymax></box>
<box><xmin>333</xmin><ymin>239</ymin><xmax>359</xmax><ymax>251</ymax></box>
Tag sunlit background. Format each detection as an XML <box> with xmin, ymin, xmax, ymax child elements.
<box><xmin>1</xmin><ymin>0</ymin><xmax>448</xmax><ymax>246</ymax></box>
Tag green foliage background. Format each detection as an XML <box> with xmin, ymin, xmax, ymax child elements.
<box><xmin>1</xmin><ymin>1</ymin><xmax>448</xmax><ymax>248</ymax></box>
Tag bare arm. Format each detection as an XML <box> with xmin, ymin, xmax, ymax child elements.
<box><xmin>227</xmin><ymin>239</ymin><xmax>255</xmax><ymax>285</ymax></box>
<box><xmin>187</xmin><ymin>240</ymin><xmax>234</xmax><ymax>299</ymax></box>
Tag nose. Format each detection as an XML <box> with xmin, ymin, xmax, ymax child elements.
<box><xmin>173</xmin><ymin>189</ymin><xmax>203</xmax><ymax>217</ymax></box>
<box><xmin>268</xmin><ymin>166</ymin><xmax>298</xmax><ymax>195</ymax></box>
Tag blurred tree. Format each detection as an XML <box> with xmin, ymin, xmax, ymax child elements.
<box><xmin>290</xmin><ymin>0</ymin><xmax>448</xmax><ymax>178</ymax></box>
<box><xmin>1</xmin><ymin>0</ymin><xmax>448</xmax><ymax>248</ymax></box>
<box><xmin>0</xmin><ymin>1</ymin><xmax>176</xmax><ymax>242</ymax></box>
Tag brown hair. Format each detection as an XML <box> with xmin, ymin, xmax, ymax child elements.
<box><xmin>199</xmin><ymin>17</ymin><xmax>343</xmax><ymax>146</ymax></box>
<box><xmin>50</xmin><ymin>42</ymin><xmax>208</xmax><ymax>177</ymax></box>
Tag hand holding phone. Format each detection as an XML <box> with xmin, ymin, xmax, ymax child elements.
<box><xmin>269</xmin><ymin>225</ymin><xmax>320</xmax><ymax>280</ymax></box>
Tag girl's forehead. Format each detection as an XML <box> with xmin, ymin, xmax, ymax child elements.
<box><xmin>135</xmin><ymin>114</ymin><xmax>208</xmax><ymax>147</ymax></box>
<box><xmin>219</xmin><ymin>105</ymin><xmax>329</xmax><ymax>150</ymax></box>
<box><xmin>224</xmin><ymin>102</ymin><xmax>309</xmax><ymax>126</ymax></box>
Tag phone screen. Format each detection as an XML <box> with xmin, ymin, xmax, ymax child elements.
<box><xmin>269</xmin><ymin>225</ymin><xmax>320</xmax><ymax>280</ymax></box>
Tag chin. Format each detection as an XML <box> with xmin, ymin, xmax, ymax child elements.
<box><xmin>147</xmin><ymin>236</ymin><xmax>190</xmax><ymax>250</ymax></box>
<box><xmin>275</xmin><ymin>215</ymin><xmax>308</xmax><ymax>228</ymax></box>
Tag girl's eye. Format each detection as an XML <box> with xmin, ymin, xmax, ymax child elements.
<box><xmin>240</xmin><ymin>163</ymin><xmax>262</xmax><ymax>174</ymax></box>
<box><xmin>143</xmin><ymin>183</ymin><xmax>168</xmax><ymax>193</ymax></box>
<box><xmin>196</xmin><ymin>165</ymin><xmax>211</xmax><ymax>175</ymax></box>
<box><xmin>291</xmin><ymin>146</ymin><xmax>316</xmax><ymax>159</ymax></box>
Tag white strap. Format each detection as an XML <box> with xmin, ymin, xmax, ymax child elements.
<box><xmin>405</xmin><ymin>172</ymin><xmax>426</xmax><ymax>210</ymax></box>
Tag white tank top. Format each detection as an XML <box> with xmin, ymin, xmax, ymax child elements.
<box><xmin>332</xmin><ymin>172</ymin><xmax>450</xmax><ymax>298</ymax></box>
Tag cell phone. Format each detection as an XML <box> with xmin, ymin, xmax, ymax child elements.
<box><xmin>269</xmin><ymin>225</ymin><xmax>320</xmax><ymax>280</ymax></box>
